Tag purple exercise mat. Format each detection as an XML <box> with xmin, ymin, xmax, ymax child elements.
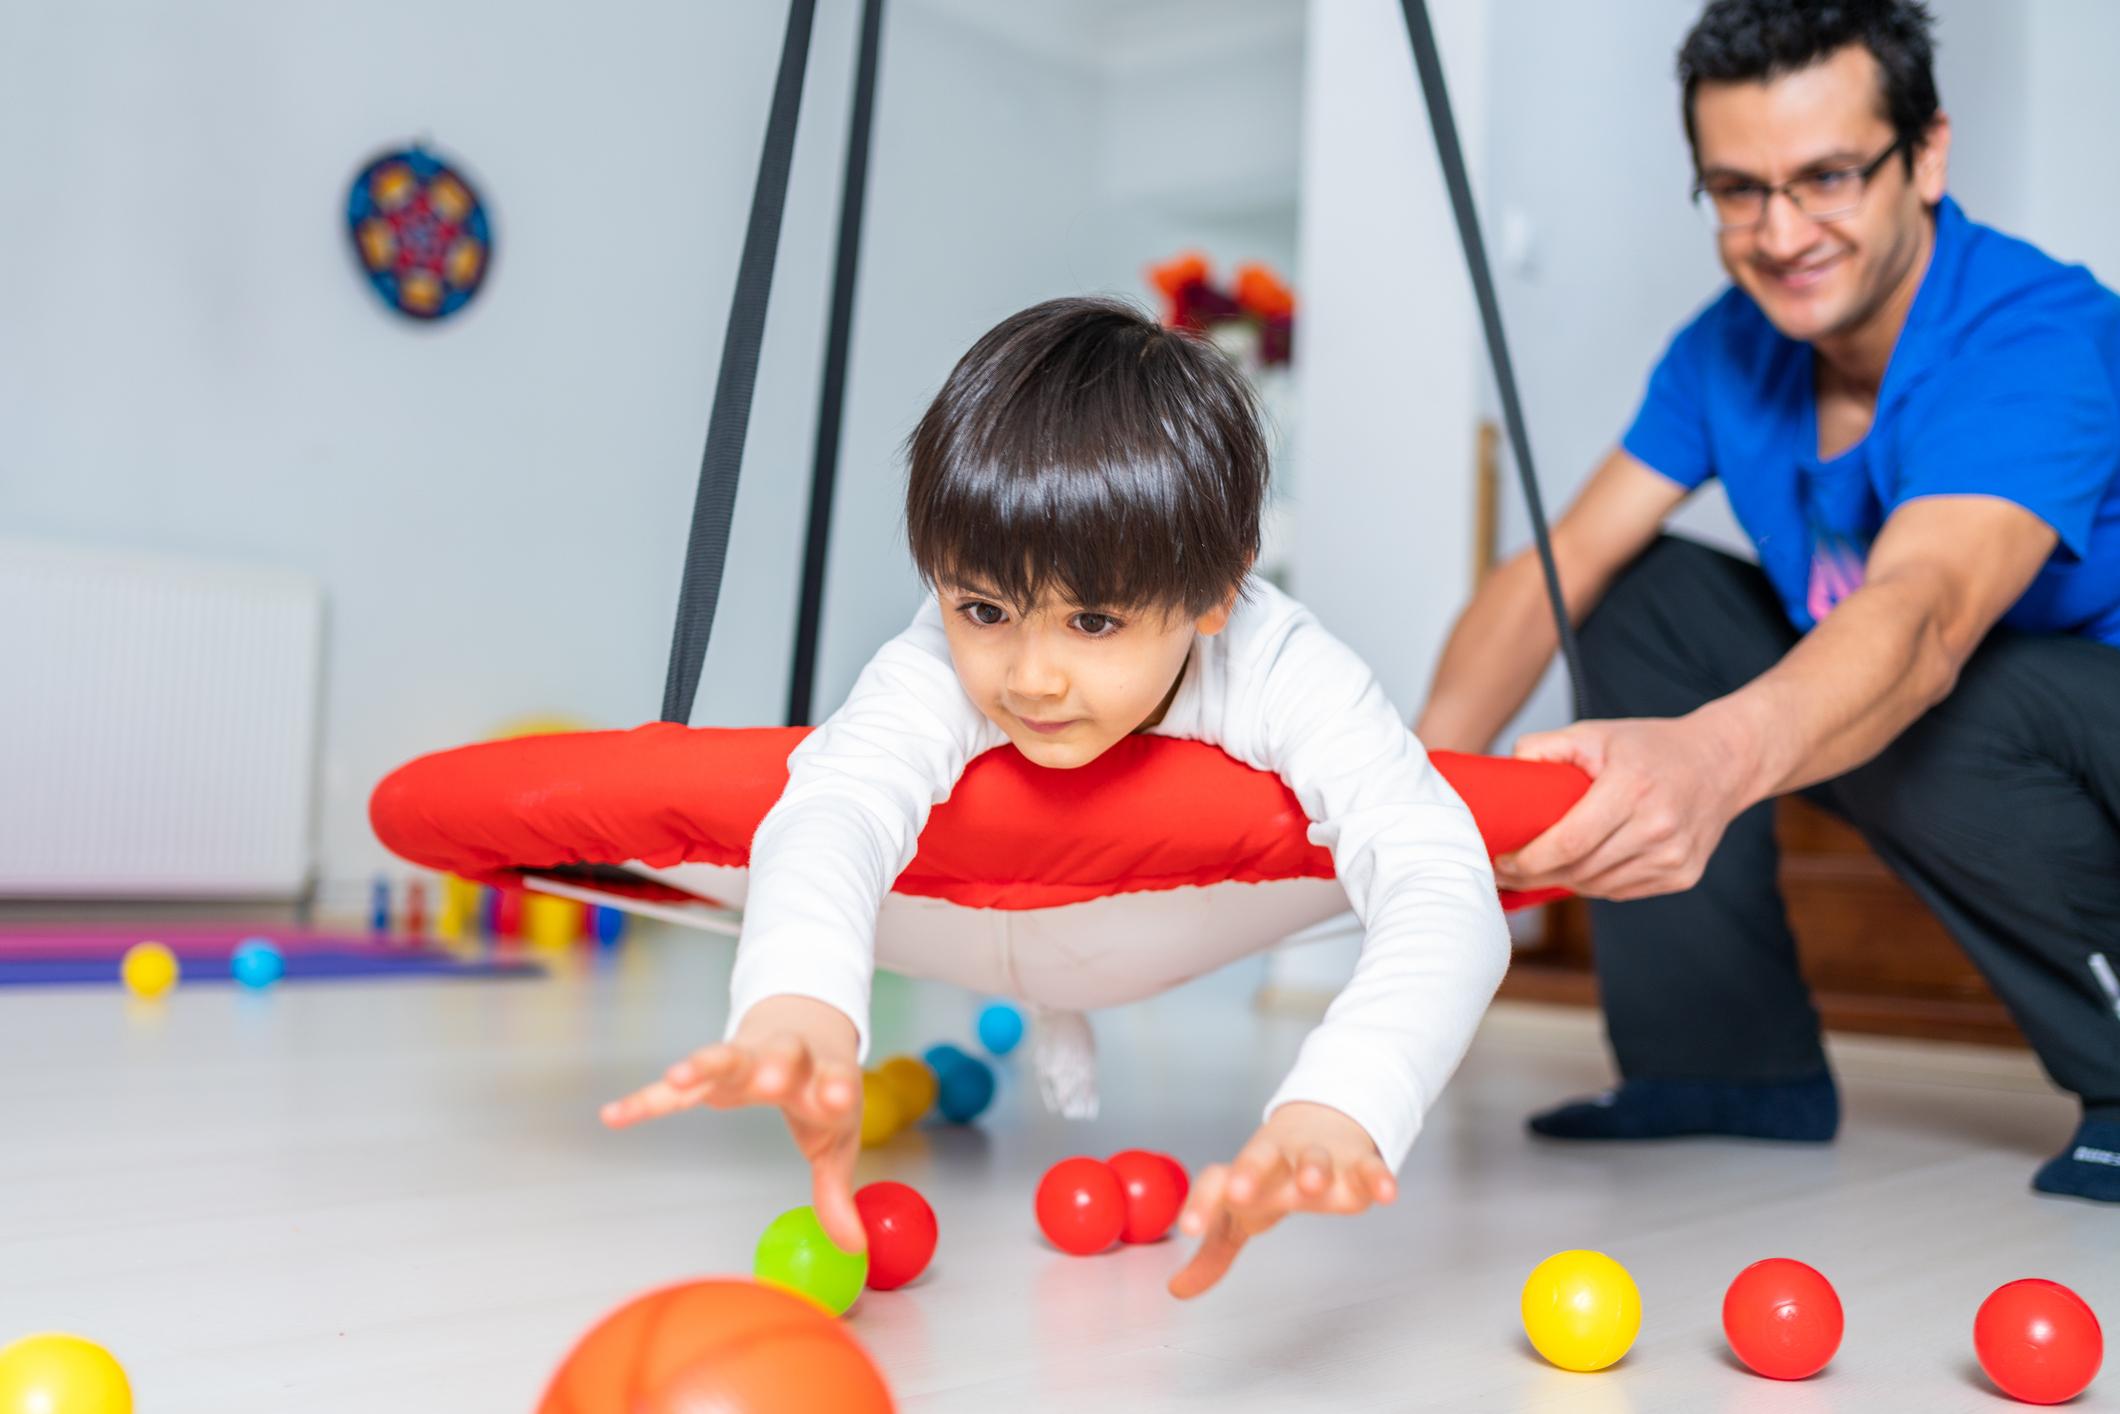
<box><xmin>0</xmin><ymin>924</ymin><xmax>544</xmax><ymax>987</ymax></box>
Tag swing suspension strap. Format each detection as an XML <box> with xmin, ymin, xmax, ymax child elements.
<box><xmin>787</xmin><ymin>0</ymin><xmax>885</xmax><ymax>727</ymax></box>
<box><xmin>661</xmin><ymin>0</ymin><xmax>820</xmax><ymax>725</ymax></box>
<box><xmin>666</xmin><ymin>0</ymin><xmax>1580</xmax><ymax>726</ymax></box>
<box><xmin>1396</xmin><ymin>0</ymin><xmax>1588</xmax><ymax>718</ymax></box>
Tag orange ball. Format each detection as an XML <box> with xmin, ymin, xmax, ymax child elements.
<box><xmin>537</xmin><ymin>1278</ymin><xmax>895</xmax><ymax>1414</ymax></box>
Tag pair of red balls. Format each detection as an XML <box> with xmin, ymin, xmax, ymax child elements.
<box><xmin>1724</xmin><ymin>1258</ymin><xmax>2103</xmax><ymax>1405</ymax></box>
<box><xmin>1035</xmin><ymin>1151</ymin><xmax>1190</xmax><ymax>1255</ymax></box>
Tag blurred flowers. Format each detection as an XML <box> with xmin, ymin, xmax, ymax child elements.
<box><xmin>1147</xmin><ymin>252</ymin><xmax>1295</xmax><ymax>367</ymax></box>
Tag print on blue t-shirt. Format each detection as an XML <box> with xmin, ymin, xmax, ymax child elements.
<box><xmin>1622</xmin><ymin>196</ymin><xmax>2120</xmax><ymax>648</ymax></box>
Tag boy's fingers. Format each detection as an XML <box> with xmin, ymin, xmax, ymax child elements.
<box><xmin>1167</xmin><ymin>1210</ymin><xmax>1247</xmax><ymax>1301</ymax></box>
<box><xmin>666</xmin><ymin>1043</ymin><xmax>742</xmax><ymax>1089</ymax></box>
<box><xmin>1179</xmin><ymin>1165</ymin><xmax>1230</xmax><ymax>1238</ymax></box>
<box><xmin>1296</xmin><ymin>1144</ymin><xmax>1334</xmax><ymax>1197</ymax></box>
<box><xmin>751</xmin><ymin>1036</ymin><xmax>812</xmax><ymax>1101</ymax></box>
<box><xmin>1356</xmin><ymin>1158</ymin><xmax>1398</xmax><ymax>1206</ymax></box>
<box><xmin>1226</xmin><ymin>1139</ymin><xmax>1289</xmax><ymax>1206</ymax></box>
<box><xmin>600</xmin><ymin>1079</ymin><xmax>700</xmax><ymax>1128</ymax></box>
<box><xmin>812</xmin><ymin>1147</ymin><xmax>868</xmax><ymax>1254</ymax></box>
<box><xmin>805</xmin><ymin>1060</ymin><xmax>861</xmax><ymax>1121</ymax></box>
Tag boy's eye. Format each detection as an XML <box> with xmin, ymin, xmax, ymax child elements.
<box><xmin>1071</xmin><ymin>612</ymin><xmax>1120</xmax><ymax>637</ymax></box>
<box><xmin>963</xmin><ymin>601</ymin><xmax>1007</xmax><ymax>627</ymax></box>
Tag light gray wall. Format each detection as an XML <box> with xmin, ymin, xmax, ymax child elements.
<box><xmin>0</xmin><ymin>0</ymin><xmax>1112</xmax><ymax>893</ymax></box>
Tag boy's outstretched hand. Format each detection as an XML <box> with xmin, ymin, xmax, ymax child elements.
<box><xmin>1167</xmin><ymin>1101</ymin><xmax>1397</xmax><ymax>1300</ymax></box>
<box><xmin>600</xmin><ymin>994</ymin><xmax>867</xmax><ymax>1253</ymax></box>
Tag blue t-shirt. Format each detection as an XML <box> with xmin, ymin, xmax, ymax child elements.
<box><xmin>1622</xmin><ymin>196</ymin><xmax>2120</xmax><ymax>648</ymax></box>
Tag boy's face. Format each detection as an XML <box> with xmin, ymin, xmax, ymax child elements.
<box><xmin>936</xmin><ymin>581</ymin><xmax>1236</xmax><ymax>769</ymax></box>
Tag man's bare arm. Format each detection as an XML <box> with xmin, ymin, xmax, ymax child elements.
<box><xmin>1701</xmin><ymin>495</ymin><xmax>2058</xmax><ymax>802</ymax></box>
<box><xmin>1501</xmin><ymin>495</ymin><xmax>2058</xmax><ymax>900</ymax></box>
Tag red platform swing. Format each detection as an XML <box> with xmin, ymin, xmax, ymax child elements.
<box><xmin>368</xmin><ymin>0</ymin><xmax>1589</xmax><ymax>952</ymax></box>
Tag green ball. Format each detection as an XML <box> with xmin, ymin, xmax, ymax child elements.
<box><xmin>753</xmin><ymin>1205</ymin><xmax>868</xmax><ymax>1316</ymax></box>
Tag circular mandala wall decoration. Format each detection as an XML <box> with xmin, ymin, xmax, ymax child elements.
<box><xmin>345</xmin><ymin>145</ymin><xmax>493</xmax><ymax>321</ymax></box>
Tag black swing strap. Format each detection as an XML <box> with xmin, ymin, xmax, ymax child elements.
<box><xmin>786</xmin><ymin>0</ymin><xmax>885</xmax><ymax>727</ymax></box>
<box><xmin>1396</xmin><ymin>0</ymin><xmax>1588</xmax><ymax>717</ymax></box>
<box><xmin>662</xmin><ymin>0</ymin><xmax>820</xmax><ymax>725</ymax></box>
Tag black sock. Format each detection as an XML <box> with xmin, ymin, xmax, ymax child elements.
<box><xmin>2032</xmin><ymin>1117</ymin><xmax>2120</xmax><ymax>1203</ymax></box>
<box><xmin>1527</xmin><ymin>1072</ymin><xmax>1839</xmax><ymax>1143</ymax></box>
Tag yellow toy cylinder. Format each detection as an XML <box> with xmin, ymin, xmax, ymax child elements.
<box><xmin>523</xmin><ymin>893</ymin><xmax>584</xmax><ymax>949</ymax></box>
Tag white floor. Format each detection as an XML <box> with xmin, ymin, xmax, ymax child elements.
<box><xmin>1</xmin><ymin>926</ymin><xmax>2111</xmax><ymax>1413</ymax></box>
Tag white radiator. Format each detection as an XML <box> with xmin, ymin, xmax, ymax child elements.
<box><xmin>0</xmin><ymin>540</ymin><xmax>324</xmax><ymax>898</ymax></box>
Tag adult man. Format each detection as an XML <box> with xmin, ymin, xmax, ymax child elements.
<box><xmin>1416</xmin><ymin>0</ymin><xmax>2120</xmax><ymax>1201</ymax></box>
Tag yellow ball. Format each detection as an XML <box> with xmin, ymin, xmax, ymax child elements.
<box><xmin>876</xmin><ymin>1055</ymin><xmax>938</xmax><ymax>1124</ymax></box>
<box><xmin>858</xmin><ymin>1070</ymin><xmax>905</xmax><ymax>1148</ymax></box>
<box><xmin>1520</xmin><ymin>1249</ymin><xmax>1642</xmax><ymax>1372</ymax></box>
<box><xmin>119</xmin><ymin>942</ymin><xmax>179</xmax><ymax>1000</ymax></box>
<box><xmin>0</xmin><ymin>1332</ymin><xmax>133</xmax><ymax>1413</ymax></box>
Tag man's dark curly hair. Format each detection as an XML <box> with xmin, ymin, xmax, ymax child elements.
<box><xmin>1678</xmin><ymin>0</ymin><xmax>1939</xmax><ymax>169</ymax></box>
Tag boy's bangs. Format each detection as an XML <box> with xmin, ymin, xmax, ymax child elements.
<box><xmin>918</xmin><ymin>450</ymin><xmax>1234</xmax><ymax>616</ymax></box>
<box><xmin>906</xmin><ymin>297</ymin><xmax>1267</xmax><ymax>619</ymax></box>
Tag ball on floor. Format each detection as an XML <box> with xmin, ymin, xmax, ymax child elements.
<box><xmin>922</xmin><ymin>1042</ymin><xmax>969</xmax><ymax>1074</ymax></box>
<box><xmin>119</xmin><ymin>942</ymin><xmax>179</xmax><ymax>1000</ymax></box>
<box><xmin>935</xmin><ymin>1055</ymin><xmax>995</xmax><ymax>1124</ymax></box>
<box><xmin>1974</xmin><ymin>1277</ymin><xmax>2102</xmax><ymax>1405</ymax></box>
<box><xmin>1521</xmin><ymin>1249</ymin><xmax>1641</xmax><ymax>1372</ymax></box>
<box><xmin>876</xmin><ymin>1055</ymin><xmax>937</xmax><ymax>1124</ymax></box>
<box><xmin>1722</xmin><ymin>1257</ymin><xmax>1842</xmax><ymax>1380</ymax></box>
<box><xmin>858</xmin><ymin>1071</ymin><xmax>905</xmax><ymax>1148</ymax></box>
<box><xmin>535</xmin><ymin>1278</ymin><xmax>892</xmax><ymax>1414</ymax></box>
<box><xmin>854</xmin><ymin>1181</ymin><xmax>938</xmax><ymax>1291</ymax></box>
<box><xmin>230</xmin><ymin>938</ymin><xmax>285</xmax><ymax>989</ymax></box>
<box><xmin>1035</xmin><ymin>1157</ymin><xmax>1126</xmax><ymax>1256</ymax></box>
<box><xmin>753</xmin><ymin>1205</ymin><xmax>868</xmax><ymax>1317</ymax></box>
<box><xmin>976</xmin><ymin>1002</ymin><xmax>1024</xmax><ymax>1056</ymax></box>
<box><xmin>1106</xmin><ymin>1150</ymin><xmax>1188</xmax><ymax>1244</ymax></box>
<box><xmin>0</xmin><ymin>1332</ymin><xmax>132</xmax><ymax>1414</ymax></box>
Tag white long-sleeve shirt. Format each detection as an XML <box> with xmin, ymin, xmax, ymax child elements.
<box><xmin>726</xmin><ymin>576</ymin><xmax>1509</xmax><ymax>1170</ymax></box>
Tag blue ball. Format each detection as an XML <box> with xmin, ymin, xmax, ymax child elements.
<box><xmin>976</xmin><ymin>1002</ymin><xmax>1025</xmax><ymax>1056</ymax></box>
<box><xmin>923</xmin><ymin>1042</ymin><xmax>971</xmax><ymax>1075</ymax></box>
<box><xmin>230</xmin><ymin>938</ymin><xmax>285</xmax><ymax>989</ymax></box>
<box><xmin>935</xmin><ymin>1054</ymin><xmax>995</xmax><ymax>1124</ymax></box>
<box><xmin>590</xmin><ymin>905</ymin><xmax>626</xmax><ymax>947</ymax></box>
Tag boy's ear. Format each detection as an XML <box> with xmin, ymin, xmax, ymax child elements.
<box><xmin>1195</xmin><ymin>584</ymin><xmax>1242</xmax><ymax>637</ymax></box>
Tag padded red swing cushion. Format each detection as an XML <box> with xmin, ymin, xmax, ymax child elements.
<box><xmin>369</xmin><ymin>723</ymin><xmax>1587</xmax><ymax>912</ymax></box>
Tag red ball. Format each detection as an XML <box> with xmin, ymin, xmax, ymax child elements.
<box><xmin>1974</xmin><ymin>1278</ymin><xmax>2103</xmax><ymax>1405</ymax></box>
<box><xmin>1034</xmin><ymin>1156</ymin><xmax>1126</xmax><ymax>1256</ymax></box>
<box><xmin>855</xmin><ymin>1181</ymin><xmax>938</xmax><ymax>1291</ymax></box>
<box><xmin>1107</xmin><ymin>1149</ymin><xmax>1189</xmax><ymax>1244</ymax></box>
<box><xmin>1721</xmin><ymin>1257</ymin><xmax>1844</xmax><ymax>1380</ymax></box>
<box><xmin>537</xmin><ymin>1278</ymin><xmax>895</xmax><ymax>1413</ymax></box>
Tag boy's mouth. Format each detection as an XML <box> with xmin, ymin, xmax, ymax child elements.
<box><xmin>1018</xmin><ymin>716</ymin><xmax>1078</xmax><ymax>736</ymax></box>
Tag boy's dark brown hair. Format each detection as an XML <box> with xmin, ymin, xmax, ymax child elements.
<box><xmin>906</xmin><ymin>297</ymin><xmax>1267</xmax><ymax>618</ymax></box>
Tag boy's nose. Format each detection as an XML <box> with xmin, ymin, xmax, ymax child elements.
<box><xmin>1005</xmin><ymin>646</ymin><xmax>1067</xmax><ymax>702</ymax></box>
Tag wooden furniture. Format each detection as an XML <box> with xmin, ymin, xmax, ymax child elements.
<box><xmin>1498</xmin><ymin>796</ymin><xmax>2026</xmax><ymax>1046</ymax></box>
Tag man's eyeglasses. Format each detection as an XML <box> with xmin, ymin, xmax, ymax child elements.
<box><xmin>1692</xmin><ymin>137</ymin><xmax>1907</xmax><ymax>231</ymax></box>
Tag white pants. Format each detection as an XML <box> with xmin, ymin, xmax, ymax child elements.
<box><xmin>532</xmin><ymin>863</ymin><xmax>1359</xmax><ymax>1118</ymax></box>
<box><xmin>639</xmin><ymin>863</ymin><xmax>1354</xmax><ymax>1012</ymax></box>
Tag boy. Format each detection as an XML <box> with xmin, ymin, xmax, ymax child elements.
<box><xmin>604</xmin><ymin>298</ymin><xmax>1509</xmax><ymax>1298</ymax></box>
